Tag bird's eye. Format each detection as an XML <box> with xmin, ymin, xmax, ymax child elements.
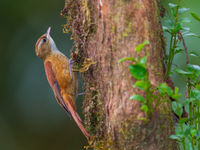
<box><xmin>42</xmin><ymin>38</ymin><xmax>46</xmax><ymax>43</ymax></box>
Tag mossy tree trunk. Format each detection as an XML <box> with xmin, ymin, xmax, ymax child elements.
<box><xmin>62</xmin><ymin>0</ymin><xmax>178</xmax><ymax>149</ymax></box>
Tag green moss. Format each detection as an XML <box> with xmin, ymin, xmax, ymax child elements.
<box><xmin>123</xmin><ymin>0</ymin><xmax>131</xmax><ymax>2</ymax></box>
<box><xmin>87</xmin><ymin>89</ymin><xmax>104</xmax><ymax>134</ymax></box>
<box><xmin>122</xmin><ymin>22</ymin><xmax>132</xmax><ymax>37</ymax></box>
<box><xmin>61</xmin><ymin>0</ymin><xmax>95</xmax><ymax>59</ymax></box>
<box><xmin>117</xmin><ymin>111</ymin><xmax>174</xmax><ymax>149</ymax></box>
<box><xmin>83</xmin><ymin>85</ymin><xmax>104</xmax><ymax>128</ymax></box>
<box><xmin>83</xmin><ymin>86</ymin><xmax>109</xmax><ymax>149</ymax></box>
<box><xmin>118</xmin><ymin>20</ymin><xmax>133</xmax><ymax>40</ymax></box>
<box><xmin>119</xmin><ymin>0</ymin><xmax>131</xmax><ymax>6</ymax></box>
<box><xmin>85</xmin><ymin>112</ymin><xmax>174</xmax><ymax>150</ymax></box>
<box><xmin>85</xmin><ymin>112</ymin><xmax>173</xmax><ymax>150</ymax></box>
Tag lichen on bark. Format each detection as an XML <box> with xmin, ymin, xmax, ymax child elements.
<box><xmin>61</xmin><ymin>0</ymin><xmax>178</xmax><ymax>149</ymax></box>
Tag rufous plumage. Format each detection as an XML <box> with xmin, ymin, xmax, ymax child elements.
<box><xmin>35</xmin><ymin>27</ymin><xmax>90</xmax><ymax>139</ymax></box>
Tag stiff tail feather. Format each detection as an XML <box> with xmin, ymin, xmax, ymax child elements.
<box><xmin>63</xmin><ymin>95</ymin><xmax>90</xmax><ymax>139</ymax></box>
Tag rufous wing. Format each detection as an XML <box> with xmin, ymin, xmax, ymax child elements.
<box><xmin>44</xmin><ymin>61</ymin><xmax>90</xmax><ymax>139</ymax></box>
<box><xmin>44</xmin><ymin>61</ymin><xmax>71</xmax><ymax>116</ymax></box>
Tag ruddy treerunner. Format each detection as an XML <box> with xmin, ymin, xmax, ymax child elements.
<box><xmin>35</xmin><ymin>27</ymin><xmax>90</xmax><ymax>139</ymax></box>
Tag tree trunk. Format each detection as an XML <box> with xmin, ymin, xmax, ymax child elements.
<box><xmin>62</xmin><ymin>0</ymin><xmax>177</xmax><ymax>149</ymax></box>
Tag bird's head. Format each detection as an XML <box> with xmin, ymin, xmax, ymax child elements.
<box><xmin>35</xmin><ymin>27</ymin><xmax>58</xmax><ymax>60</ymax></box>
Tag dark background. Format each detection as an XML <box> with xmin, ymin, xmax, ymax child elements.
<box><xmin>0</xmin><ymin>0</ymin><xmax>200</xmax><ymax>149</ymax></box>
<box><xmin>0</xmin><ymin>0</ymin><xmax>87</xmax><ymax>149</ymax></box>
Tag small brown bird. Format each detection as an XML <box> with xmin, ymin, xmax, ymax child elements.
<box><xmin>35</xmin><ymin>27</ymin><xmax>90</xmax><ymax>139</ymax></box>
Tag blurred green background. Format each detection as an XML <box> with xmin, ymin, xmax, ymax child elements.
<box><xmin>0</xmin><ymin>0</ymin><xmax>200</xmax><ymax>150</ymax></box>
<box><xmin>162</xmin><ymin>0</ymin><xmax>200</xmax><ymax>97</ymax></box>
<box><xmin>0</xmin><ymin>0</ymin><xmax>87</xmax><ymax>150</ymax></box>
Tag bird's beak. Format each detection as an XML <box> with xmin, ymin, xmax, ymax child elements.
<box><xmin>46</xmin><ymin>27</ymin><xmax>51</xmax><ymax>40</ymax></box>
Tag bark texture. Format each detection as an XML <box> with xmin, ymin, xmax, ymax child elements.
<box><xmin>62</xmin><ymin>0</ymin><xmax>177</xmax><ymax>149</ymax></box>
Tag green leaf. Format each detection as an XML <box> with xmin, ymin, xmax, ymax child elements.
<box><xmin>140</xmin><ymin>104</ymin><xmax>148</xmax><ymax>113</ymax></box>
<box><xmin>162</xmin><ymin>26</ymin><xmax>171</xmax><ymax>33</ymax></box>
<box><xmin>173</xmin><ymin>23</ymin><xmax>182</xmax><ymax>33</ymax></box>
<box><xmin>172</xmin><ymin>87</ymin><xmax>181</xmax><ymax>100</ymax></box>
<box><xmin>183</xmin><ymin>128</ymin><xmax>191</xmax><ymax>137</ymax></box>
<box><xmin>162</xmin><ymin>26</ymin><xmax>168</xmax><ymax>31</ymax></box>
<box><xmin>179</xmin><ymin>112</ymin><xmax>200</xmax><ymax>124</ymax></box>
<box><xmin>182</xmin><ymin>32</ymin><xmax>198</xmax><ymax>38</ymax></box>
<box><xmin>196</xmin><ymin>84</ymin><xmax>200</xmax><ymax>90</ymax></box>
<box><xmin>133</xmin><ymin>80</ymin><xmax>148</xmax><ymax>90</ymax></box>
<box><xmin>178</xmin><ymin>8</ymin><xmax>189</xmax><ymax>14</ymax></box>
<box><xmin>178</xmin><ymin>118</ymin><xmax>189</xmax><ymax>124</ymax></box>
<box><xmin>187</xmin><ymin>64</ymin><xmax>200</xmax><ymax>72</ymax></box>
<box><xmin>189</xmin><ymin>52</ymin><xmax>200</xmax><ymax>57</ymax></box>
<box><xmin>191</xmin><ymin>12</ymin><xmax>200</xmax><ymax>22</ymax></box>
<box><xmin>130</xmin><ymin>95</ymin><xmax>145</xmax><ymax>103</ymax></box>
<box><xmin>172</xmin><ymin>101</ymin><xmax>183</xmax><ymax>117</ymax></box>
<box><xmin>118</xmin><ymin>57</ymin><xmax>136</xmax><ymax>63</ymax></box>
<box><xmin>174</xmin><ymin>87</ymin><xmax>179</xmax><ymax>95</ymax></box>
<box><xmin>139</xmin><ymin>55</ymin><xmax>148</xmax><ymax>65</ymax></box>
<box><xmin>168</xmin><ymin>3</ymin><xmax>177</xmax><ymax>8</ymax></box>
<box><xmin>158</xmin><ymin>83</ymin><xmax>173</xmax><ymax>97</ymax></box>
<box><xmin>129</xmin><ymin>64</ymin><xmax>147</xmax><ymax>80</ymax></box>
<box><xmin>174</xmin><ymin>68</ymin><xmax>193</xmax><ymax>75</ymax></box>
<box><xmin>169</xmin><ymin>135</ymin><xmax>181</xmax><ymax>141</ymax></box>
<box><xmin>174</xmin><ymin>49</ymin><xmax>184</xmax><ymax>55</ymax></box>
<box><xmin>182</xmin><ymin>27</ymin><xmax>190</xmax><ymax>31</ymax></box>
<box><xmin>190</xmin><ymin>89</ymin><xmax>200</xmax><ymax>100</ymax></box>
<box><xmin>180</xmin><ymin>17</ymin><xmax>191</xmax><ymax>23</ymax></box>
<box><xmin>136</xmin><ymin>40</ymin><xmax>149</xmax><ymax>53</ymax></box>
<box><xmin>187</xmin><ymin>64</ymin><xmax>200</xmax><ymax>78</ymax></box>
<box><xmin>190</xmin><ymin>129</ymin><xmax>197</xmax><ymax>137</ymax></box>
<box><xmin>176</xmin><ymin>131</ymin><xmax>185</xmax><ymax>139</ymax></box>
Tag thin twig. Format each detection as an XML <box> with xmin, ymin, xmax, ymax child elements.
<box><xmin>178</xmin><ymin>31</ymin><xmax>192</xmax><ymax>126</ymax></box>
<box><xmin>178</xmin><ymin>31</ymin><xmax>189</xmax><ymax>64</ymax></box>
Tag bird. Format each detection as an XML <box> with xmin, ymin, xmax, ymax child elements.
<box><xmin>35</xmin><ymin>27</ymin><xmax>90</xmax><ymax>139</ymax></box>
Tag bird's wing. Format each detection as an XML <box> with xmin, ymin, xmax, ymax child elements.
<box><xmin>44</xmin><ymin>61</ymin><xmax>71</xmax><ymax>117</ymax></box>
<box><xmin>44</xmin><ymin>61</ymin><xmax>90</xmax><ymax>139</ymax></box>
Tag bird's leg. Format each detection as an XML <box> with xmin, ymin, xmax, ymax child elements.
<box><xmin>69</xmin><ymin>58</ymin><xmax>74</xmax><ymax>79</ymax></box>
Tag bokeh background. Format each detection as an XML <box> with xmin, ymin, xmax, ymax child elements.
<box><xmin>162</xmin><ymin>0</ymin><xmax>200</xmax><ymax>98</ymax></box>
<box><xmin>0</xmin><ymin>0</ymin><xmax>200</xmax><ymax>150</ymax></box>
<box><xmin>0</xmin><ymin>0</ymin><xmax>87</xmax><ymax>150</ymax></box>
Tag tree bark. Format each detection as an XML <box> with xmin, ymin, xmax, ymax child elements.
<box><xmin>62</xmin><ymin>0</ymin><xmax>178</xmax><ymax>149</ymax></box>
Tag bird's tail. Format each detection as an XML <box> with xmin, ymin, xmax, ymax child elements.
<box><xmin>63</xmin><ymin>94</ymin><xmax>90</xmax><ymax>139</ymax></box>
